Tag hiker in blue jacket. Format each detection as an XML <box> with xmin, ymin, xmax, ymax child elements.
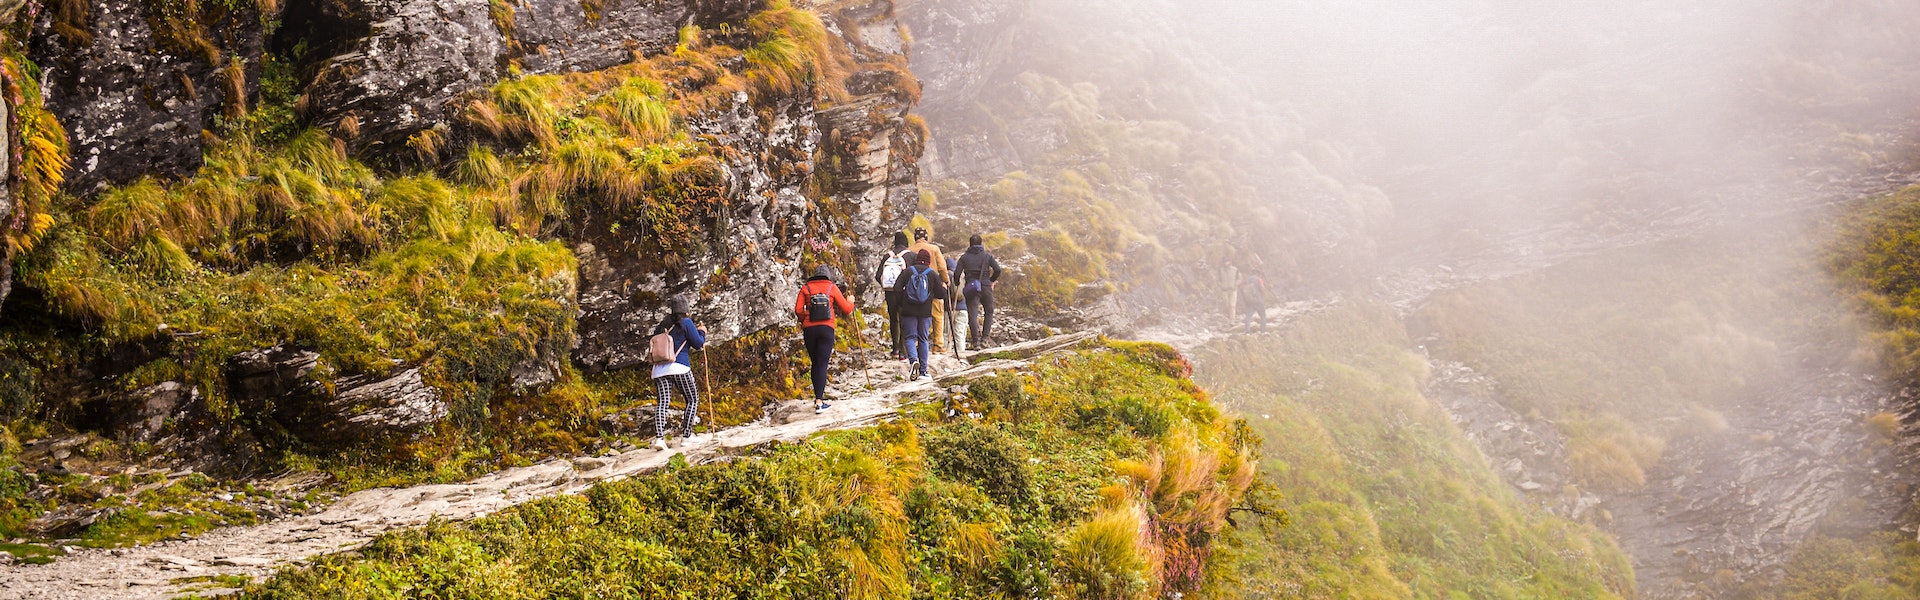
<box><xmin>650</xmin><ymin>295</ymin><xmax>707</xmax><ymax>450</ymax></box>
<box><xmin>899</xmin><ymin>249</ymin><xmax>948</xmax><ymax>380</ymax></box>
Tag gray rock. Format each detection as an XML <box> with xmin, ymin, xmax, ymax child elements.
<box><xmin>770</xmin><ymin>400</ymin><xmax>815</xmax><ymax>425</ymax></box>
<box><xmin>300</xmin><ymin>0</ymin><xmax>506</xmax><ymax>157</ymax></box>
<box><xmin>122</xmin><ymin>381</ymin><xmax>196</xmax><ymax>443</ymax></box>
<box><xmin>331</xmin><ymin>368</ymin><xmax>446</xmax><ymax>438</ymax></box>
<box><xmin>28</xmin><ymin>0</ymin><xmax>263</xmax><ymax>193</ymax></box>
<box><xmin>510</xmin><ymin>0</ymin><xmax>758</xmax><ymax>75</ymax></box>
<box><xmin>227</xmin><ymin>346</ymin><xmax>322</xmax><ymax>400</ymax></box>
<box><xmin>28</xmin><ymin>505</ymin><xmax>114</xmax><ymax>538</ymax></box>
<box><xmin>225</xmin><ymin>346</ymin><xmax>444</xmax><ymax>447</ymax></box>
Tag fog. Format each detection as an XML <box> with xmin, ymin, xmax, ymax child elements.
<box><xmin>1177</xmin><ymin>0</ymin><xmax>1920</xmax><ymax>258</ymax></box>
<box><xmin>908</xmin><ymin>0</ymin><xmax>1920</xmax><ymax>594</ymax></box>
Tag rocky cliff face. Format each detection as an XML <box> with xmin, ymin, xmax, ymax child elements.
<box><xmin>3</xmin><ymin>0</ymin><xmax>922</xmax><ymax>456</ymax></box>
<box><xmin>900</xmin><ymin>0</ymin><xmax>1381</xmax><ymax>334</ymax></box>
<box><xmin>29</xmin><ymin>0</ymin><xmax>263</xmax><ymax>194</ymax></box>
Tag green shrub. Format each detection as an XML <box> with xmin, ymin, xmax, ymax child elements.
<box><xmin>925</xmin><ymin>421</ymin><xmax>1032</xmax><ymax>508</ymax></box>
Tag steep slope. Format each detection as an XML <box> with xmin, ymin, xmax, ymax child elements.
<box><xmin>130</xmin><ymin>337</ymin><xmax>1246</xmax><ymax>599</ymax></box>
<box><xmin>1191</xmin><ymin>305</ymin><xmax>1635</xmax><ymax>599</ymax></box>
<box><xmin>901</xmin><ymin>0</ymin><xmax>1385</xmax><ymax>331</ymax></box>
<box><xmin>0</xmin><ymin>0</ymin><xmax>923</xmax><ymax>551</ymax></box>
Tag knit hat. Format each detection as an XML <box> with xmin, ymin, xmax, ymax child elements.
<box><xmin>915</xmin><ymin>249</ymin><xmax>932</xmax><ymax>265</ymax></box>
<box><xmin>813</xmin><ymin>265</ymin><xmax>834</xmax><ymax>279</ymax></box>
<box><xmin>913</xmin><ymin>227</ymin><xmax>929</xmax><ymax>241</ymax></box>
<box><xmin>892</xmin><ymin>231</ymin><xmax>910</xmax><ymax>249</ymax></box>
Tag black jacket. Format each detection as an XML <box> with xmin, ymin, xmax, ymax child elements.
<box><xmin>955</xmin><ymin>245</ymin><xmax>1002</xmax><ymax>287</ymax></box>
<box><xmin>898</xmin><ymin>264</ymin><xmax>948</xmax><ymax>318</ymax></box>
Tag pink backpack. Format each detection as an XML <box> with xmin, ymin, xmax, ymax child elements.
<box><xmin>648</xmin><ymin>324</ymin><xmax>685</xmax><ymax>365</ymax></box>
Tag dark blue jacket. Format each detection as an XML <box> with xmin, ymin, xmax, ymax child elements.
<box><xmin>652</xmin><ymin>316</ymin><xmax>707</xmax><ymax>367</ymax></box>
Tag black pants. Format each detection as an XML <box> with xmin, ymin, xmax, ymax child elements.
<box><xmin>803</xmin><ymin>325</ymin><xmax>836</xmax><ymax>401</ymax></box>
<box><xmin>965</xmin><ymin>287</ymin><xmax>995</xmax><ymax>344</ymax></box>
<box><xmin>884</xmin><ymin>291</ymin><xmax>905</xmax><ymax>355</ymax></box>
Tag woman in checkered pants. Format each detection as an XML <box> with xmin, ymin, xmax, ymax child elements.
<box><xmin>650</xmin><ymin>296</ymin><xmax>707</xmax><ymax>450</ymax></box>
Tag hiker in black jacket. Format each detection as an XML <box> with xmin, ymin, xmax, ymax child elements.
<box><xmin>899</xmin><ymin>249</ymin><xmax>947</xmax><ymax>380</ymax></box>
<box><xmin>873</xmin><ymin>232</ymin><xmax>912</xmax><ymax>358</ymax></box>
<box><xmin>955</xmin><ymin>234</ymin><xmax>1003</xmax><ymax>348</ymax></box>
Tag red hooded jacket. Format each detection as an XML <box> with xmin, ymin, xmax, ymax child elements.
<box><xmin>794</xmin><ymin>277</ymin><xmax>855</xmax><ymax>329</ymax></box>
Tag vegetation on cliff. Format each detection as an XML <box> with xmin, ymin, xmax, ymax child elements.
<box><xmin>236</xmin><ymin>341</ymin><xmax>1256</xmax><ymax>600</ymax></box>
<box><xmin>0</xmin><ymin>0</ymin><xmax>893</xmax><ymax>551</ymax></box>
<box><xmin>1829</xmin><ymin>183</ymin><xmax>1920</xmax><ymax>382</ymax></box>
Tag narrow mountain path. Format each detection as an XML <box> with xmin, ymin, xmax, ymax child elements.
<box><xmin>0</xmin><ymin>332</ymin><xmax>1099</xmax><ymax>599</ymax></box>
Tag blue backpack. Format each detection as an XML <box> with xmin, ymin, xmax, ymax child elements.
<box><xmin>903</xmin><ymin>266</ymin><xmax>932</xmax><ymax>304</ymax></box>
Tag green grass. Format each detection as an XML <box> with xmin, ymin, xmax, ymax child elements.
<box><xmin>235</xmin><ymin>342</ymin><xmax>1255</xmax><ymax>599</ymax></box>
<box><xmin>0</xmin><ymin>541</ymin><xmax>63</xmax><ymax>564</ymax></box>
<box><xmin>1829</xmin><ymin>184</ymin><xmax>1920</xmax><ymax>382</ymax></box>
<box><xmin>1193</xmin><ymin>304</ymin><xmax>1634</xmax><ymax>599</ymax></box>
<box><xmin>0</xmin><ymin>0</ymin><xmax>917</xmax><ymax>550</ymax></box>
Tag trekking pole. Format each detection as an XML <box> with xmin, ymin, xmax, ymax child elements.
<box><xmin>700</xmin><ymin>348</ymin><xmax>714</xmax><ymax>436</ymax></box>
<box><xmin>855</xmin><ymin>314</ymin><xmax>875</xmax><ymax>390</ymax></box>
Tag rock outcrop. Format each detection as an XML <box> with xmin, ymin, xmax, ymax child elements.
<box><xmin>296</xmin><ymin>0</ymin><xmax>506</xmax><ymax>157</ymax></box>
<box><xmin>226</xmin><ymin>346</ymin><xmax>447</xmax><ymax>448</ymax></box>
<box><xmin>509</xmin><ymin>0</ymin><xmax>758</xmax><ymax>75</ymax></box>
<box><xmin>29</xmin><ymin>0</ymin><xmax>263</xmax><ymax>193</ymax></box>
<box><xmin>13</xmin><ymin>0</ymin><xmax>923</xmax><ymax>449</ymax></box>
<box><xmin>570</xmin><ymin>1</ymin><xmax>922</xmax><ymax>373</ymax></box>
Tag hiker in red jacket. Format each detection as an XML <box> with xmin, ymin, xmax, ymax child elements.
<box><xmin>795</xmin><ymin>265</ymin><xmax>856</xmax><ymax>412</ymax></box>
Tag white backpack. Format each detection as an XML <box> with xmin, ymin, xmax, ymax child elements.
<box><xmin>879</xmin><ymin>254</ymin><xmax>907</xmax><ymax>290</ymax></box>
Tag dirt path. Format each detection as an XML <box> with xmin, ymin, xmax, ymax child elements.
<box><xmin>0</xmin><ymin>333</ymin><xmax>1097</xmax><ymax>599</ymax></box>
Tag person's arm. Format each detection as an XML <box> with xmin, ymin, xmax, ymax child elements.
<box><xmin>989</xmin><ymin>256</ymin><xmax>1003</xmax><ymax>283</ymax></box>
<box><xmin>832</xmin><ymin>285</ymin><xmax>855</xmax><ymax>316</ymax></box>
<box><xmin>794</xmin><ymin>287</ymin><xmax>808</xmax><ymax>319</ymax></box>
<box><xmin>680</xmin><ymin>317</ymin><xmax>706</xmax><ymax>349</ymax></box>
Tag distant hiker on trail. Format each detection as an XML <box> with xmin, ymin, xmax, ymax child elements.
<box><xmin>906</xmin><ymin>228</ymin><xmax>950</xmax><ymax>353</ymax></box>
<box><xmin>947</xmin><ymin>255</ymin><xmax>966</xmax><ymax>353</ymax></box>
<box><xmin>796</xmin><ymin>265</ymin><xmax>856</xmax><ymax>413</ymax></box>
<box><xmin>955</xmin><ymin>234</ymin><xmax>1003</xmax><ymax>348</ymax></box>
<box><xmin>899</xmin><ymin>249</ymin><xmax>947</xmax><ymax>381</ymax></box>
<box><xmin>874</xmin><ymin>231</ymin><xmax>912</xmax><ymax>359</ymax></box>
<box><xmin>1239</xmin><ymin>270</ymin><xmax>1270</xmax><ymax>332</ymax></box>
<box><xmin>649</xmin><ymin>296</ymin><xmax>707</xmax><ymax>450</ymax></box>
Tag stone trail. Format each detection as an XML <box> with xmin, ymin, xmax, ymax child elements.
<box><xmin>0</xmin><ymin>332</ymin><xmax>1097</xmax><ymax>599</ymax></box>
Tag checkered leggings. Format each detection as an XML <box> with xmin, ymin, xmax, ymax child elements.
<box><xmin>654</xmin><ymin>372</ymin><xmax>700</xmax><ymax>437</ymax></box>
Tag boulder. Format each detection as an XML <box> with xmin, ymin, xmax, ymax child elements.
<box><xmin>28</xmin><ymin>0</ymin><xmax>264</xmax><ymax>193</ymax></box>
<box><xmin>227</xmin><ymin>346</ymin><xmax>321</xmax><ymax>400</ymax></box>
<box><xmin>296</xmin><ymin>0</ymin><xmax>504</xmax><ymax>156</ymax></box>
<box><xmin>120</xmin><ymin>381</ymin><xmax>195</xmax><ymax>443</ymax></box>
<box><xmin>510</xmin><ymin>0</ymin><xmax>759</xmax><ymax>75</ymax></box>
<box><xmin>225</xmin><ymin>346</ymin><xmax>445</xmax><ymax>447</ymax></box>
<box><xmin>330</xmin><ymin>367</ymin><xmax>445</xmax><ymax>439</ymax></box>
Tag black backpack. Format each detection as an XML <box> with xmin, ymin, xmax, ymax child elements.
<box><xmin>806</xmin><ymin>285</ymin><xmax>834</xmax><ymax>322</ymax></box>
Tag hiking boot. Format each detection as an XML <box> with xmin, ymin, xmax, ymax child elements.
<box><xmin>915</xmin><ymin>373</ymin><xmax>932</xmax><ymax>382</ymax></box>
<box><xmin>815</xmin><ymin>401</ymin><xmax>832</xmax><ymax>414</ymax></box>
<box><xmin>650</xmin><ymin>437</ymin><xmax>668</xmax><ymax>452</ymax></box>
